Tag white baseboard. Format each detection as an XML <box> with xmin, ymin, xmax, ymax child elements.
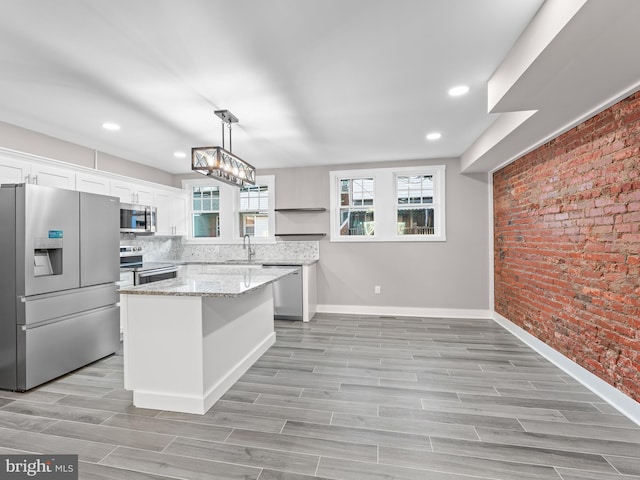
<box><xmin>202</xmin><ymin>332</ymin><xmax>276</xmax><ymax>413</ymax></box>
<box><xmin>316</xmin><ymin>304</ymin><xmax>493</xmax><ymax>319</ymax></box>
<box><xmin>493</xmin><ymin>312</ymin><xmax>640</xmax><ymax>427</ymax></box>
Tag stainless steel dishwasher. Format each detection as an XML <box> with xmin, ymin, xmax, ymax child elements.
<box><xmin>263</xmin><ymin>265</ymin><xmax>303</xmax><ymax>320</ymax></box>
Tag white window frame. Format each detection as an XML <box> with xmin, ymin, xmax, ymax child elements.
<box><xmin>234</xmin><ymin>175</ymin><xmax>276</xmax><ymax>243</ymax></box>
<box><xmin>329</xmin><ymin>165</ymin><xmax>446</xmax><ymax>242</ymax></box>
<box><xmin>191</xmin><ymin>183</ymin><xmax>222</xmax><ymax>239</ymax></box>
<box><xmin>183</xmin><ymin>175</ymin><xmax>276</xmax><ymax>244</ymax></box>
<box><xmin>335</xmin><ymin>174</ymin><xmax>378</xmax><ymax>239</ymax></box>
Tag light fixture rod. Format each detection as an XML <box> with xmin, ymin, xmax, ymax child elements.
<box><xmin>215</xmin><ymin>109</ymin><xmax>239</xmax><ymax>151</ymax></box>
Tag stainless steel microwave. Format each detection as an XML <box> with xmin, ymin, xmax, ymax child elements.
<box><xmin>120</xmin><ymin>203</ymin><xmax>157</xmax><ymax>234</ymax></box>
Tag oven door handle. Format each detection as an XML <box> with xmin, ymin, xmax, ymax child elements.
<box><xmin>136</xmin><ymin>267</ymin><xmax>178</xmax><ymax>278</ymax></box>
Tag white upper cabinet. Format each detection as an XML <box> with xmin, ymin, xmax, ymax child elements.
<box><xmin>0</xmin><ymin>155</ymin><xmax>30</xmax><ymax>183</ymax></box>
<box><xmin>171</xmin><ymin>193</ymin><xmax>187</xmax><ymax>236</ymax></box>
<box><xmin>0</xmin><ymin>153</ymin><xmax>75</xmax><ymax>189</ymax></box>
<box><xmin>30</xmin><ymin>163</ymin><xmax>76</xmax><ymax>190</ymax></box>
<box><xmin>154</xmin><ymin>189</ymin><xmax>187</xmax><ymax>236</ymax></box>
<box><xmin>76</xmin><ymin>172</ymin><xmax>111</xmax><ymax>195</ymax></box>
<box><xmin>110</xmin><ymin>179</ymin><xmax>154</xmax><ymax>205</ymax></box>
<box><xmin>0</xmin><ymin>148</ymin><xmax>188</xmax><ymax>237</ymax></box>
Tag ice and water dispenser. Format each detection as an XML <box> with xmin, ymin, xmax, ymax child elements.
<box><xmin>33</xmin><ymin>231</ymin><xmax>63</xmax><ymax>277</ymax></box>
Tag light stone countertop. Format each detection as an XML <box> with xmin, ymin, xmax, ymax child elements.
<box><xmin>172</xmin><ymin>258</ymin><xmax>319</xmax><ymax>266</ymax></box>
<box><xmin>118</xmin><ymin>266</ymin><xmax>297</xmax><ymax>297</ymax></box>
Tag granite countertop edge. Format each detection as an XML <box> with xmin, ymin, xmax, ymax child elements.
<box><xmin>119</xmin><ymin>267</ymin><xmax>298</xmax><ymax>297</ymax></box>
<box><xmin>173</xmin><ymin>259</ymin><xmax>319</xmax><ymax>266</ymax></box>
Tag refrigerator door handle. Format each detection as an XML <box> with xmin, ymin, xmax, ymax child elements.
<box><xmin>21</xmin><ymin>305</ymin><xmax>118</xmax><ymax>330</ymax></box>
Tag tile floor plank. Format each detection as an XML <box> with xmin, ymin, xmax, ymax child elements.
<box><xmin>164</xmin><ymin>436</ymin><xmax>320</xmax><ymax>476</ymax></box>
<box><xmin>254</xmin><ymin>393</ymin><xmax>379</xmax><ymax>416</ymax></box>
<box><xmin>102</xmin><ymin>413</ymin><xmax>233</xmax><ymax>442</ymax></box>
<box><xmin>226</xmin><ymin>427</ymin><xmax>378</xmax><ymax>462</ymax></box>
<box><xmin>41</xmin><ymin>420</ymin><xmax>175</xmax><ymax>451</ymax></box>
<box><xmin>79</xmin><ymin>461</ymin><xmax>181</xmax><ymax>480</ymax></box>
<box><xmin>476</xmin><ymin>426</ymin><xmax>640</xmax><ymax>458</ymax></box>
<box><xmin>1</xmin><ymin>400</ymin><xmax>115</xmax><ymax>425</ymax></box>
<box><xmin>431</xmin><ymin>436</ymin><xmax>618</xmax><ymax>473</ymax></box>
<box><xmin>316</xmin><ymin>456</ymin><xmax>493</xmax><ymax>480</ymax></box>
<box><xmin>99</xmin><ymin>446</ymin><xmax>261</xmax><ymax>480</ymax></box>
<box><xmin>158</xmin><ymin>409</ymin><xmax>286</xmax><ymax>433</ymax></box>
<box><xmin>378</xmin><ymin>445</ymin><xmax>562</xmax><ymax>480</ymax></box>
<box><xmin>0</xmin><ymin>409</ymin><xmax>59</xmax><ymax>433</ymax></box>
<box><xmin>0</xmin><ymin>426</ymin><xmax>116</xmax><ymax>462</ymax></box>
<box><xmin>281</xmin><ymin>420</ymin><xmax>433</xmax><ymax>451</ymax></box>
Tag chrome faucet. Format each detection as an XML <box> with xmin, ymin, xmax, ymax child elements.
<box><xmin>243</xmin><ymin>234</ymin><xmax>255</xmax><ymax>262</ymax></box>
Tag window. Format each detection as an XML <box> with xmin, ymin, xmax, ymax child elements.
<box><xmin>339</xmin><ymin>177</ymin><xmax>375</xmax><ymax>236</ymax></box>
<box><xmin>396</xmin><ymin>175</ymin><xmax>435</xmax><ymax>236</ymax></box>
<box><xmin>183</xmin><ymin>175</ymin><xmax>275</xmax><ymax>243</ymax></box>
<box><xmin>192</xmin><ymin>185</ymin><xmax>220</xmax><ymax>237</ymax></box>
<box><xmin>329</xmin><ymin>165</ymin><xmax>445</xmax><ymax>242</ymax></box>
<box><xmin>239</xmin><ymin>184</ymin><xmax>270</xmax><ymax>238</ymax></box>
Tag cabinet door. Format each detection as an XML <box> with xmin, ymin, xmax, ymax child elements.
<box><xmin>30</xmin><ymin>164</ymin><xmax>76</xmax><ymax>190</ymax></box>
<box><xmin>154</xmin><ymin>190</ymin><xmax>187</xmax><ymax>236</ymax></box>
<box><xmin>153</xmin><ymin>190</ymin><xmax>173</xmax><ymax>235</ymax></box>
<box><xmin>171</xmin><ymin>193</ymin><xmax>187</xmax><ymax>236</ymax></box>
<box><xmin>136</xmin><ymin>187</ymin><xmax>154</xmax><ymax>206</ymax></box>
<box><xmin>76</xmin><ymin>172</ymin><xmax>110</xmax><ymax>195</ymax></box>
<box><xmin>110</xmin><ymin>181</ymin><xmax>135</xmax><ymax>204</ymax></box>
<box><xmin>111</xmin><ymin>180</ymin><xmax>153</xmax><ymax>205</ymax></box>
<box><xmin>0</xmin><ymin>157</ymin><xmax>30</xmax><ymax>183</ymax></box>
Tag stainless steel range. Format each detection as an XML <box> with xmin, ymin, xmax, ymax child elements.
<box><xmin>119</xmin><ymin>246</ymin><xmax>178</xmax><ymax>285</ymax></box>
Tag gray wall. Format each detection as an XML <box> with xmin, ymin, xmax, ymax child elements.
<box><xmin>261</xmin><ymin>159</ymin><xmax>491</xmax><ymax>311</ymax></box>
<box><xmin>0</xmin><ymin>121</ymin><xmax>175</xmax><ymax>186</ymax></box>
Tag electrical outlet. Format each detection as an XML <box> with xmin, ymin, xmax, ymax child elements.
<box><xmin>374</xmin><ymin>285</ymin><xmax>381</xmax><ymax>294</ymax></box>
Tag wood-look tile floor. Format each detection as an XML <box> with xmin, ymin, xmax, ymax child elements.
<box><xmin>1</xmin><ymin>314</ymin><xmax>640</xmax><ymax>479</ymax></box>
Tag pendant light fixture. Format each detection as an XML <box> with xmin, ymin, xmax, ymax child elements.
<box><xmin>191</xmin><ymin>109</ymin><xmax>256</xmax><ymax>186</ymax></box>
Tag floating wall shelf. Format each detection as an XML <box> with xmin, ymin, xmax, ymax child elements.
<box><xmin>274</xmin><ymin>208</ymin><xmax>327</xmax><ymax>212</ymax></box>
<box><xmin>275</xmin><ymin>208</ymin><xmax>326</xmax><ymax>238</ymax></box>
<box><xmin>276</xmin><ymin>233</ymin><xmax>326</xmax><ymax>237</ymax></box>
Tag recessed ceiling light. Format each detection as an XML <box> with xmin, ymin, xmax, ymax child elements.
<box><xmin>102</xmin><ymin>122</ymin><xmax>120</xmax><ymax>131</ymax></box>
<box><xmin>426</xmin><ymin>132</ymin><xmax>442</xmax><ymax>141</ymax></box>
<box><xmin>173</xmin><ymin>151</ymin><xmax>186</xmax><ymax>158</ymax></box>
<box><xmin>448</xmin><ymin>85</ymin><xmax>470</xmax><ymax>97</ymax></box>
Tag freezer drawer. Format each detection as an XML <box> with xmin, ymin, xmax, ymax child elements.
<box><xmin>264</xmin><ymin>265</ymin><xmax>303</xmax><ymax>320</ymax></box>
<box><xmin>20</xmin><ymin>283</ymin><xmax>119</xmax><ymax>326</ymax></box>
<box><xmin>16</xmin><ymin>305</ymin><xmax>119</xmax><ymax>391</ymax></box>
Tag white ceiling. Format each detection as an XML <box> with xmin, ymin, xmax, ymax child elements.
<box><xmin>0</xmin><ymin>0</ymin><xmax>639</xmax><ymax>175</ymax></box>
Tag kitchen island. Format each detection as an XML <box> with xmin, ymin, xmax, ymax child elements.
<box><xmin>118</xmin><ymin>266</ymin><xmax>296</xmax><ymax>414</ymax></box>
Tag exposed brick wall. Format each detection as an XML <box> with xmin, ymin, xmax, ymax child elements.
<box><xmin>494</xmin><ymin>91</ymin><xmax>640</xmax><ymax>402</ymax></box>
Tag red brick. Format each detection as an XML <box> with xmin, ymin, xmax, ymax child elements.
<box><xmin>494</xmin><ymin>90</ymin><xmax>640</xmax><ymax>403</ymax></box>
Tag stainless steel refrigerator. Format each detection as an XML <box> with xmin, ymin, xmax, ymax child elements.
<box><xmin>0</xmin><ymin>183</ymin><xmax>120</xmax><ymax>391</ymax></box>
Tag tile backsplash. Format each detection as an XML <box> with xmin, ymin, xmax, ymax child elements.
<box><xmin>120</xmin><ymin>234</ymin><xmax>319</xmax><ymax>263</ymax></box>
